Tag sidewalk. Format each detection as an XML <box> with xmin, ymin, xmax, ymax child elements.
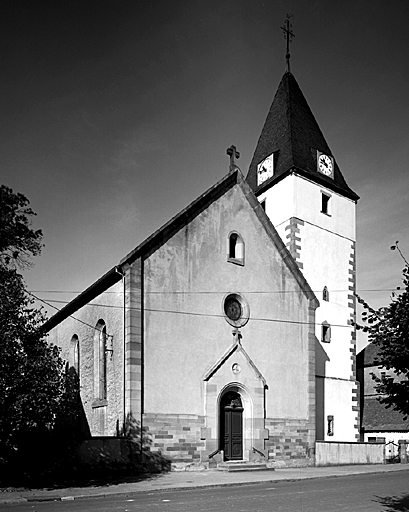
<box><xmin>1</xmin><ymin>464</ymin><xmax>408</xmax><ymax>504</ymax></box>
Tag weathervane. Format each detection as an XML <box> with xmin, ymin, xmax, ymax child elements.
<box><xmin>281</xmin><ymin>14</ymin><xmax>295</xmax><ymax>72</ymax></box>
<box><xmin>226</xmin><ymin>145</ymin><xmax>240</xmax><ymax>172</ymax></box>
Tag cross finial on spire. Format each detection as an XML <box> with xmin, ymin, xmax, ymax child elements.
<box><xmin>281</xmin><ymin>14</ymin><xmax>295</xmax><ymax>73</ymax></box>
<box><xmin>226</xmin><ymin>145</ymin><xmax>240</xmax><ymax>172</ymax></box>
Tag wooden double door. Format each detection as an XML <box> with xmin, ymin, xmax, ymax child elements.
<box><xmin>220</xmin><ymin>391</ymin><xmax>243</xmax><ymax>460</ymax></box>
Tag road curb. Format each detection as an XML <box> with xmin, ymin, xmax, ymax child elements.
<box><xmin>0</xmin><ymin>497</ymin><xmax>29</xmax><ymax>504</ymax></box>
<box><xmin>2</xmin><ymin>466</ymin><xmax>409</xmax><ymax>504</ymax></box>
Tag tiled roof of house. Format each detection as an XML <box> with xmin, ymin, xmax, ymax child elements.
<box><xmin>246</xmin><ymin>71</ymin><xmax>359</xmax><ymax>201</ymax></box>
<box><xmin>357</xmin><ymin>343</ymin><xmax>382</xmax><ymax>368</ymax></box>
<box><xmin>362</xmin><ymin>396</ymin><xmax>408</xmax><ymax>432</ymax></box>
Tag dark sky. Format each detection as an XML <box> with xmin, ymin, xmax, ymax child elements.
<box><xmin>2</xmin><ymin>0</ymin><xmax>409</xmax><ymax>350</ymax></box>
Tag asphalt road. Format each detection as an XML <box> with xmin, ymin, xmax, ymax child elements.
<box><xmin>3</xmin><ymin>471</ymin><xmax>409</xmax><ymax>512</ymax></box>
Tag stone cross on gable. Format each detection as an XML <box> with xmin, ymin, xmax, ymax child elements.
<box><xmin>226</xmin><ymin>145</ymin><xmax>240</xmax><ymax>172</ymax></box>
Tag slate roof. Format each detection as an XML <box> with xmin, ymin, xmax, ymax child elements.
<box><xmin>246</xmin><ymin>71</ymin><xmax>359</xmax><ymax>201</ymax></box>
<box><xmin>362</xmin><ymin>396</ymin><xmax>408</xmax><ymax>432</ymax></box>
<box><xmin>357</xmin><ymin>343</ymin><xmax>382</xmax><ymax>368</ymax></box>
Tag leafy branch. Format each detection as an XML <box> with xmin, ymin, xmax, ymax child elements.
<box><xmin>353</xmin><ymin>241</ymin><xmax>409</xmax><ymax>419</ymax></box>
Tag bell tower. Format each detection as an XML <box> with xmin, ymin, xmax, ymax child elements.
<box><xmin>246</xmin><ymin>70</ymin><xmax>360</xmax><ymax>442</ymax></box>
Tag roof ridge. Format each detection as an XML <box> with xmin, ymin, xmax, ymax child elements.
<box><xmin>286</xmin><ymin>72</ymin><xmax>295</xmax><ymax>169</ymax></box>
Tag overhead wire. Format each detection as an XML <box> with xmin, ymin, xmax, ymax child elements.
<box><xmin>28</xmin><ymin>291</ymin><xmax>113</xmax><ymax>336</ymax></box>
<box><xmin>28</xmin><ymin>287</ymin><xmax>401</xmax><ymax>295</ymax></box>
<box><xmin>30</xmin><ymin>293</ymin><xmax>355</xmax><ymax>330</ymax></box>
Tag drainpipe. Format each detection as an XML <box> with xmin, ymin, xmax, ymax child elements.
<box><xmin>140</xmin><ymin>258</ymin><xmax>145</xmax><ymax>461</ymax></box>
<box><xmin>114</xmin><ymin>266</ymin><xmax>126</xmax><ymax>435</ymax></box>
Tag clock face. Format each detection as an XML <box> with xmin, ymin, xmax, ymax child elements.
<box><xmin>257</xmin><ymin>153</ymin><xmax>274</xmax><ymax>185</ymax></box>
<box><xmin>318</xmin><ymin>154</ymin><xmax>333</xmax><ymax>177</ymax></box>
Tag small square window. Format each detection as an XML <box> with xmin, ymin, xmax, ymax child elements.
<box><xmin>321</xmin><ymin>323</ymin><xmax>331</xmax><ymax>343</ymax></box>
<box><xmin>327</xmin><ymin>415</ymin><xmax>334</xmax><ymax>436</ymax></box>
<box><xmin>321</xmin><ymin>193</ymin><xmax>330</xmax><ymax>215</ymax></box>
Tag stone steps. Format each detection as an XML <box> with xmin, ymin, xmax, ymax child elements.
<box><xmin>217</xmin><ymin>460</ymin><xmax>273</xmax><ymax>472</ymax></box>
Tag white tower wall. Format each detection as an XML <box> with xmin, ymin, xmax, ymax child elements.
<box><xmin>259</xmin><ymin>173</ymin><xmax>359</xmax><ymax>442</ymax></box>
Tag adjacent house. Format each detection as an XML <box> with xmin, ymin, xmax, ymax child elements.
<box><xmin>357</xmin><ymin>342</ymin><xmax>408</xmax><ymax>460</ymax></box>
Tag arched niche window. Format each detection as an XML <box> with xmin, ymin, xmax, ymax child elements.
<box><xmin>94</xmin><ymin>319</ymin><xmax>107</xmax><ymax>401</ymax></box>
<box><xmin>327</xmin><ymin>415</ymin><xmax>334</xmax><ymax>436</ymax></box>
<box><xmin>227</xmin><ymin>232</ymin><xmax>245</xmax><ymax>266</ymax></box>
<box><xmin>321</xmin><ymin>321</ymin><xmax>331</xmax><ymax>343</ymax></box>
<box><xmin>70</xmin><ymin>334</ymin><xmax>79</xmax><ymax>376</ymax></box>
<box><xmin>323</xmin><ymin>286</ymin><xmax>329</xmax><ymax>301</ymax></box>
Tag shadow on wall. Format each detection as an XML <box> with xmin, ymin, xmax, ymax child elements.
<box><xmin>56</xmin><ymin>364</ymin><xmax>91</xmax><ymax>439</ymax></box>
<box><xmin>315</xmin><ymin>338</ymin><xmax>329</xmax><ymax>440</ymax></box>
<box><xmin>119</xmin><ymin>413</ymin><xmax>171</xmax><ymax>473</ymax></box>
<box><xmin>121</xmin><ymin>412</ymin><xmax>171</xmax><ymax>473</ymax></box>
<box><xmin>373</xmin><ymin>494</ymin><xmax>409</xmax><ymax>511</ymax></box>
<box><xmin>76</xmin><ymin>413</ymin><xmax>171</xmax><ymax>476</ymax></box>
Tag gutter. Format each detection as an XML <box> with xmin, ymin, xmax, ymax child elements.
<box><xmin>41</xmin><ymin>266</ymin><xmax>123</xmax><ymax>333</ymax></box>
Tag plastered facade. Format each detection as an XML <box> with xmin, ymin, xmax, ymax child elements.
<box><xmin>47</xmin><ymin>176</ymin><xmax>318</xmax><ymax>465</ymax></box>
<box><xmin>48</xmin><ymin>281</ymin><xmax>124</xmax><ymax>436</ymax></box>
<box><xmin>259</xmin><ymin>173</ymin><xmax>359</xmax><ymax>441</ymax></box>
<box><xmin>142</xmin><ymin>183</ymin><xmax>317</xmax><ymax>463</ymax></box>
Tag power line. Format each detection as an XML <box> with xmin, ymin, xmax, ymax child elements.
<box><xmin>33</xmin><ymin>296</ymin><xmax>355</xmax><ymax>330</ymax></box>
<box><xmin>28</xmin><ymin>292</ymin><xmax>113</xmax><ymax>336</ymax></box>
<box><xmin>28</xmin><ymin>288</ymin><xmax>400</xmax><ymax>295</ymax></box>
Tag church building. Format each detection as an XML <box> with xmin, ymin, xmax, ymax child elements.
<box><xmin>45</xmin><ymin>70</ymin><xmax>360</xmax><ymax>467</ymax></box>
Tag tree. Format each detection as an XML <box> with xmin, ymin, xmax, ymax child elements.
<box><xmin>0</xmin><ymin>185</ymin><xmax>43</xmax><ymax>268</ymax></box>
<box><xmin>355</xmin><ymin>242</ymin><xmax>409</xmax><ymax>419</ymax></box>
<box><xmin>0</xmin><ymin>185</ymin><xmax>65</xmax><ymax>473</ymax></box>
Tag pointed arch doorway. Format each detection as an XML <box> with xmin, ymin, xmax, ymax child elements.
<box><xmin>220</xmin><ymin>390</ymin><xmax>243</xmax><ymax>460</ymax></box>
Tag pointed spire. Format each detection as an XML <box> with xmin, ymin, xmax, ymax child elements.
<box><xmin>246</xmin><ymin>72</ymin><xmax>359</xmax><ymax>201</ymax></box>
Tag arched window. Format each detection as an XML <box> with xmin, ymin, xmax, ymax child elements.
<box><xmin>321</xmin><ymin>321</ymin><xmax>331</xmax><ymax>343</ymax></box>
<box><xmin>323</xmin><ymin>286</ymin><xmax>329</xmax><ymax>301</ymax></box>
<box><xmin>94</xmin><ymin>319</ymin><xmax>107</xmax><ymax>401</ymax></box>
<box><xmin>227</xmin><ymin>232</ymin><xmax>245</xmax><ymax>265</ymax></box>
<box><xmin>70</xmin><ymin>334</ymin><xmax>79</xmax><ymax>376</ymax></box>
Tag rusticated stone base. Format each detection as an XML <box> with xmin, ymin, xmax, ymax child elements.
<box><xmin>144</xmin><ymin>413</ymin><xmax>205</xmax><ymax>463</ymax></box>
<box><xmin>143</xmin><ymin>413</ymin><xmax>314</xmax><ymax>467</ymax></box>
<box><xmin>265</xmin><ymin>418</ymin><xmax>315</xmax><ymax>466</ymax></box>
